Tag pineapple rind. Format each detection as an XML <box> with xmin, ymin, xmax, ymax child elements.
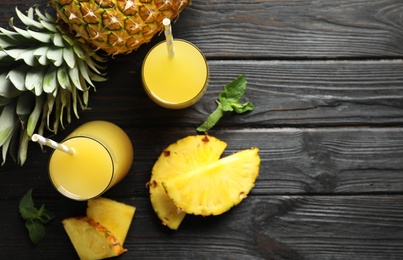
<box><xmin>50</xmin><ymin>0</ymin><xmax>192</xmax><ymax>55</ymax></box>
<box><xmin>149</xmin><ymin>135</ymin><xmax>227</xmax><ymax>229</ymax></box>
<box><xmin>62</xmin><ymin>217</ymin><xmax>126</xmax><ymax>260</ymax></box>
<box><xmin>163</xmin><ymin>148</ymin><xmax>260</xmax><ymax>216</ymax></box>
<box><xmin>87</xmin><ymin>197</ymin><xmax>136</xmax><ymax>246</ymax></box>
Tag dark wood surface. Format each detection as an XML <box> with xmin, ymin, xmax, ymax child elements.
<box><xmin>1</xmin><ymin>0</ymin><xmax>403</xmax><ymax>259</ymax></box>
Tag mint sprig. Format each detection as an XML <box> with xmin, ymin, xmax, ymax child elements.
<box><xmin>197</xmin><ymin>74</ymin><xmax>254</xmax><ymax>132</ymax></box>
<box><xmin>19</xmin><ymin>189</ymin><xmax>55</xmax><ymax>244</ymax></box>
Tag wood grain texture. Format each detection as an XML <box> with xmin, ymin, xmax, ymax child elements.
<box><xmin>175</xmin><ymin>0</ymin><xmax>403</xmax><ymax>58</ymax></box>
<box><xmin>0</xmin><ymin>0</ymin><xmax>402</xmax><ymax>259</ymax></box>
<box><xmin>1</xmin><ymin>195</ymin><xmax>402</xmax><ymax>259</ymax></box>
<box><xmin>1</xmin><ymin>0</ymin><xmax>403</xmax><ymax>58</ymax></box>
<box><xmin>1</xmin><ymin>127</ymin><xmax>402</xmax><ymax>200</ymax></box>
<box><xmin>74</xmin><ymin>58</ymin><xmax>403</xmax><ymax>127</ymax></box>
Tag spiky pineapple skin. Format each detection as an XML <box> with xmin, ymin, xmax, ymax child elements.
<box><xmin>87</xmin><ymin>197</ymin><xmax>136</xmax><ymax>246</ymax></box>
<box><xmin>62</xmin><ymin>216</ymin><xmax>126</xmax><ymax>260</ymax></box>
<box><xmin>50</xmin><ymin>0</ymin><xmax>192</xmax><ymax>55</ymax></box>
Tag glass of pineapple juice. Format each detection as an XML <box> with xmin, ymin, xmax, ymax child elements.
<box><xmin>141</xmin><ymin>39</ymin><xmax>209</xmax><ymax>109</ymax></box>
<box><xmin>48</xmin><ymin>121</ymin><xmax>133</xmax><ymax>201</ymax></box>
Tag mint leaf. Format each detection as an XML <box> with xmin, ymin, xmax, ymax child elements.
<box><xmin>19</xmin><ymin>189</ymin><xmax>55</xmax><ymax>244</ymax></box>
<box><xmin>19</xmin><ymin>189</ymin><xmax>35</xmax><ymax>210</ymax></box>
<box><xmin>233</xmin><ymin>101</ymin><xmax>254</xmax><ymax>114</ymax></box>
<box><xmin>38</xmin><ymin>209</ymin><xmax>55</xmax><ymax>224</ymax></box>
<box><xmin>219</xmin><ymin>98</ymin><xmax>234</xmax><ymax>112</ymax></box>
<box><xmin>220</xmin><ymin>74</ymin><xmax>247</xmax><ymax>101</ymax></box>
<box><xmin>20</xmin><ymin>206</ymin><xmax>39</xmax><ymax>220</ymax></box>
<box><xmin>26</xmin><ymin>219</ymin><xmax>45</xmax><ymax>245</ymax></box>
<box><xmin>196</xmin><ymin>103</ymin><xmax>224</xmax><ymax>132</ymax></box>
<box><xmin>197</xmin><ymin>75</ymin><xmax>254</xmax><ymax>132</ymax></box>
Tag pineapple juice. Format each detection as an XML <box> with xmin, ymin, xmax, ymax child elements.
<box><xmin>49</xmin><ymin>121</ymin><xmax>133</xmax><ymax>200</ymax></box>
<box><xmin>142</xmin><ymin>39</ymin><xmax>209</xmax><ymax>109</ymax></box>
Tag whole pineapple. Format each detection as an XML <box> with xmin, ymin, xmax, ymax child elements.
<box><xmin>0</xmin><ymin>1</ymin><xmax>191</xmax><ymax>165</ymax></box>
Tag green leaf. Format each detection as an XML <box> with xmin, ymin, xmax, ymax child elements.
<box><xmin>43</xmin><ymin>65</ymin><xmax>58</xmax><ymax>94</ymax></box>
<box><xmin>46</xmin><ymin>46</ymin><xmax>63</xmax><ymax>67</ymax></box>
<box><xmin>62</xmin><ymin>46</ymin><xmax>76</xmax><ymax>69</ymax></box>
<box><xmin>45</xmin><ymin>94</ymin><xmax>56</xmax><ymax>131</ymax></box>
<box><xmin>10</xmin><ymin>23</ymin><xmax>34</xmax><ymax>40</ymax></box>
<box><xmin>20</xmin><ymin>206</ymin><xmax>39</xmax><ymax>220</ymax></box>
<box><xmin>15</xmin><ymin>48</ymin><xmax>40</xmax><ymax>67</ymax></box>
<box><xmin>233</xmin><ymin>101</ymin><xmax>254</xmax><ymax>114</ymax></box>
<box><xmin>1</xmin><ymin>130</ymin><xmax>14</xmax><ymax>166</ymax></box>
<box><xmin>25</xmin><ymin>66</ymin><xmax>45</xmax><ymax>96</ymax></box>
<box><xmin>38</xmin><ymin>209</ymin><xmax>55</xmax><ymax>224</ymax></box>
<box><xmin>7</xmin><ymin>64</ymin><xmax>30</xmax><ymax>91</ymax></box>
<box><xmin>0</xmin><ymin>50</ymin><xmax>15</xmax><ymax>64</ymax></box>
<box><xmin>57</xmin><ymin>65</ymin><xmax>71</xmax><ymax>90</ymax></box>
<box><xmin>19</xmin><ymin>189</ymin><xmax>35</xmax><ymax>213</ymax></box>
<box><xmin>0</xmin><ymin>72</ymin><xmax>21</xmax><ymax>98</ymax></box>
<box><xmin>28</xmin><ymin>29</ymin><xmax>52</xmax><ymax>43</ymax></box>
<box><xmin>197</xmin><ymin>75</ymin><xmax>254</xmax><ymax>132</ymax></box>
<box><xmin>219</xmin><ymin>98</ymin><xmax>234</xmax><ymax>112</ymax></box>
<box><xmin>16</xmin><ymin>92</ymin><xmax>35</xmax><ymax>122</ymax></box>
<box><xmin>18</xmin><ymin>128</ymin><xmax>30</xmax><ymax>165</ymax></box>
<box><xmin>26</xmin><ymin>219</ymin><xmax>45</xmax><ymax>244</ymax></box>
<box><xmin>220</xmin><ymin>74</ymin><xmax>247</xmax><ymax>101</ymax></box>
<box><xmin>15</xmin><ymin>7</ymin><xmax>45</xmax><ymax>30</ymax></box>
<box><xmin>0</xmin><ymin>102</ymin><xmax>18</xmax><ymax>146</ymax></box>
<box><xmin>196</xmin><ymin>104</ymin><xmax>224</xmax><ymax>132</ymax></box>
<box><xmin>40</xmin><ymin>19</ymin><xmax>58</xmax><ymax>33</ymax></box>
<box><xmin>61</xmin><ymin>34</ymin><xmax>75</xmax><ymax>46</ymax></box>
<box><xmin>0</xmin><ymin>96</ymin><xmax>12</xmax><ymax>106</ymax></box>
<box><xmin>72</xmin><ymin>43</ymin><xmax>86</xmax><ymax>60</ymax></box>
<box><xmin>0</xmin><ymin>27</ymin><xmax>26</xmax><ymax>43</ymax></box>
<box><xmin>68</xmin><ymin>64</ymin><xmax>85</xmax><ymax>91</ymax></box>
<box><xmin>27</xmin><ymin>95</ymin><xmax>44</xmax><ymax>136</ymax></box>
<box><xmin>19</xmin><ymin>189</ymin><xmax>55</xmax><ymax>244</ymax></box>
<box><xmin>77</xmin><ymin>59</ymin><xmax>95</xmax><ymax>87</ymax></box>
<box><xmin>33</xmin><ymin>46</ymin><xmax>51</xmax><ymax>66</ymax></box>
<box><xmin>35</xmin><ymin>7</ymin><xmax>54</xmax><ymax>23</ymax></box>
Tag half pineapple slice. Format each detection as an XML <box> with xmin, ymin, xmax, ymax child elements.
<box><xmin>148</xmin><ymin>134</ymin><xmax>227</xmax><ymax>229</ymax></box>
<box><xmin>87</xmin><ymin>197</ymin><xmax>136</xmax><ymax>246</ymax></box>
<box><xmin>62</xmin><ymin>217</ymin><xmax>126</xmax><ymax>260</ymax></box>
<box><xmin>163</xmin><ymin>148</ymin><xmax>260</xmax><ymax>216</ymax></box>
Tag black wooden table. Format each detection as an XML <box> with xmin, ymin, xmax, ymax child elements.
<box><xmin>1</xmin><ymin>1</ymin><xmax>403</xmax><ymax>259</ymax></box>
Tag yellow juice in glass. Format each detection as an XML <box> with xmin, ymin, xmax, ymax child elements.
<box><xmin>49</xmin><ymin>121</ymin><xmax>133</xmax><ymax>200</ymax></box>
<box><xmin>142</xmin><ymin>39</ymin><xmax>209</xmax><ymax>109</ymax></box>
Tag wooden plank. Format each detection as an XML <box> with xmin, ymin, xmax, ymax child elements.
<box><xmin>0</xmin><ymin>1</ymin><xmax>403</xmax><ymax>58</ymax></box>
<box><xmin>175</xmin><ymin>0</ymin><xmax>403</xmax><ymax>58</ymax></box>
<box><xmin>1</xmin><ymin>195</ymin><xmax>402</xmax><ymax>259</ymax></box>
<box><xmin>79</xmin><ymin>59</ymin><xmax>403</xmax><ymax>127</ymax></box>
<box><xmin>1</xmin><ymin>127</ymin><xmax>402</xmax><ymax>199</ymax></box>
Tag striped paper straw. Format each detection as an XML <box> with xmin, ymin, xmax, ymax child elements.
<box><xmin>31</xmin><ymin>134</ymin><xmax>74</xmax><ymax>155</ymax></box>
<box><xmin>163</xmin><ymin>18</ymin><xmax>175</xmax><ymax>57</ymax></box>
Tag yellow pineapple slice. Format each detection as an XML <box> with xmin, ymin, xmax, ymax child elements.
<box><xmin>163</xmin><ymin>148</ymin><xmax>260</xmax><ymax>216</ymax></box>
<box><xmin>148</xmin><ymin>134</ymin><xmax>227</xmax><ymax>229</ymax></box>
<box><xmin>87</xmin><ymin>197</ymin><xmax>136</xmax><ymax>246</ymax></box>
<box><xmin>62</xmin><ymin>217</ymin><xmax>126</xmax><ymax>260</ymax></box>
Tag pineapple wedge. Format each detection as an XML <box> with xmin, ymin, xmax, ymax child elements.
<box><xmin>163</xmin><ymin>148</ymin><xmax>260</xmax><ymax>216</ymax></box>
<box><xmin>62</xmin><ymin>217</ymin><xmax>126</xmax><ymax>260</ymax></box>
<box><xmin>87</xmin><ymin>197</ymin><xmax>136</xmax><ymax>246</ymax></box>
<box><xmin>148</xmin><ymin>135</ymin><xmax>227</xmax><ymax>229</ymax></box>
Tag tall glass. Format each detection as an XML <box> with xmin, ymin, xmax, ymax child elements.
<box><xmin>48</xmin><ymin>121</ymin><xmax>133</xmax><ymax>200</ymax></box>
<box><xmin>141</xmin><ymin>39</ymin><xmax>209</xmax><ymax>109</ymax></box>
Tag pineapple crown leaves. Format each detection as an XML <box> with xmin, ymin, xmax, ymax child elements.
<box><xmin>0</xmin><ymin>6</ymin><xmax>108</xmax><ymax>165</ymax></box>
